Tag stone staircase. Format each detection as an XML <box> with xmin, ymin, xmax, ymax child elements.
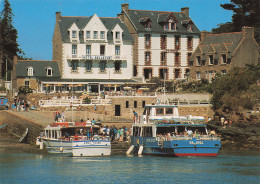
<box><xmin>111</xmin><ymin>141</ymin><xmax>130</xmax><ymax>155</ymax></box>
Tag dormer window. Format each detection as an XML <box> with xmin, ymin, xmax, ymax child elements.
<box><xmin>27</xmin><ymin>67</ymin><xmax>33</xmax><ymax>76</ymax></box>
<box><xmin>72</xmin><ymin>30</ymin><xmax>77</xmax><ymax>38</ymax></box>
<box><xmin>144</xmin><ymin>22</ymin><xmax>151</xmax><ymax>29</ymax></box>
<box><xmin>164</xmin><ymin>18</ymin><xmax>176</xmax><ymax>30</ymax></box>
<box><xmin>100</xmin><ymin>31</ymin><xmax>105</xmax><ymax>39</ymax></box>
<box><xmin>46</xmin><ymin>67</ymin><xmax>53</xmax><ymax>76</ymax></box>
<box><xmin>94</xmin><ymin>31</ymin><xmax>98</xmax><ymax>39</ymax></box>
<box><xmin>115</xmin><ymin>32</ymin><xmax>120</xmax><ymax>39</ymax></box>
<box><xmin>187</xmin><ymin>24</ymin><xmax>192</xmax><ymax>31</ymax></box>
<box><xmin>86</xmin><ymin>31</ymin><xmax>91</xmax><ymax>39</ymax></box>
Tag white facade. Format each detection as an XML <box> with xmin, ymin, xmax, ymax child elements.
<box><xmin>61</xmin><ymin>14</ymin><xmax>133</xmax><ymax>80</ymax></box>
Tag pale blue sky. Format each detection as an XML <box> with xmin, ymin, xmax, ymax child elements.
<box><xmin>3</xmin><ymin>0</ymin><xmax>232</xmax><ymax>60</ymax></box>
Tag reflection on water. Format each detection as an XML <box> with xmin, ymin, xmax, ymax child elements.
<box><xmin>0</xmin><ymin>151</ymin><xmax>259</xmax><ymax>184</ymax></box>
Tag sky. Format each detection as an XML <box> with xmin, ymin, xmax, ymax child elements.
<box><xmin>2</xmin><ymin>0</ymin><xmax>233</xmax><ymax>60</ymax></box>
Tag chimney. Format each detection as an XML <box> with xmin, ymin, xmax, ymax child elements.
<box><xmin>121</xmin><ymin>3</ymin><xmax>129</xmax><ymax>13</ymax></box>
<box><xmin>56</xmin><ymin>12</ymin><xmax>61</xmax><ymax>21</ymax></box>
<box><xmin>242</xmin><ymin>26</ymin><xmax>254</xmax><ymax>39</ymax></box>
<box><xmin>201</xmin><ymin>31</ymin><xmax>211</xmax><ymax>42</ymax></box>
<box><xmin>181</xmin><ymin>7</ymin><xmax>189</xmax><ymax>17</ymax></box>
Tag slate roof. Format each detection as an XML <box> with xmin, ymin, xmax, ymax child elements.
<box><xmin>37</xmin><ymin>77</ymin><xmax>136</xmax><ymax>83</ymax></box>
<box><xmin>200</xmin><ymin>32</ymin><xmax>243</xmax><ymax>54</ymax></box>
<box><xmin>125</xmin><ymin>9</ymin><xmax>200</xmax><ymax>34</ymax></box>
<box><xmin>16</xmin><ymin>60</ymin><xmax>61</xmax><ymax>78</ymax></box>
<box><xmin>58</xmin><ymin>16</ymin><xmax>133</xmax><ymax>43</ymax></box>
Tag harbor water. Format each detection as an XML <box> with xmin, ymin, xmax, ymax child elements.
<box><xmin>0</xmin><ymin>151</ymin><xmax>259</xmax><ymax>184</ymax></box>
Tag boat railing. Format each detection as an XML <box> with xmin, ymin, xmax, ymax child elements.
<box><xmin>60</xmin><ymin>135</ymin><xmax>110</xmax><ymax>141</ymax></box>
<box><xmin>156</xmin><ymin>135</ymin><xmax>221</xmax><ymax>141</ymax></box>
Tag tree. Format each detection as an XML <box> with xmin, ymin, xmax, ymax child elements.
<box><xmin>212</xmin><ymin>0</ymin><xmax>260</xmax><ymax>43</ymax></box>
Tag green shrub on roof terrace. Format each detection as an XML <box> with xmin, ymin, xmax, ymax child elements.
<box><xmin>18</xmin><ymin>86</ymin><xmax>33</xmax><ymax>94</ymax></box>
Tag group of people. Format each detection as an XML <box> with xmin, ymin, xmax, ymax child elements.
<box><xmin>11</xmin><ymin>98</ymin><xmax>35</xmax><ymax>112</ymax></box>
<box><xmin>220</xmin><ymin>117</ymin><xmax>232</xmax><ymax>128</ymax></box>
<box><xmin>108</xmin><ymin>125</ymin><xmax>129</xmax><ymax>142</ymax></box>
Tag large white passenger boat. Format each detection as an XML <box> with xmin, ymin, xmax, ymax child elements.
<box><xmin>40</xmin><ymin>122</ymin><xmax>111</xmax><ymax>156</ymax></box>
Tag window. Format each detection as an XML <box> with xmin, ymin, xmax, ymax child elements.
<box><xmin>86</xmin><ymin>45</ymin><xmax>91</xmax><ymax>55</ymax></box>
<box><xmin>159</xmin><ymin>69</ymin><xmax>167</xmax><ymax>79</ymax></box>
<box><xmin>209</xmin><ymin>55</ymin><xmax>214</xmax><ymax>65</ymax></box>
<box><xmin>174</xmin><ymin>69</ymin><xmax>180</xmax><ymax>79</ymax></box>
<box><xmin>100</xmin><ymin>61</ymin><xmax>106</xmax><ymax>72</ymax></box>
<box><xmin>175</xmin><ymin>36</ymin><xmax>180</xmax><ymax>50</ymax></box>
<box><xmin>126</xmin><ymin>101</ymin><xmax>129</xmax><ymax>108</ymax></box>
<box><xmin>187</xmin><ymin>24</ymin><xmax>192</xmax><ymax>31</ymax></box>
<box><xmin>145</xmin><ymin>52</ymin><xmax>150</xmax><ymax>62</ymax></box>
<box><xmin>161</xmin><ymin>52</ymin><xmax>166</xmax><ymax>62</ymax></box>
<box><xmin>115</xmin><ymin>46</ymin><xmax>120</xmax><ymax>55</ymax></box>
<box><xmin>144</xmin><ymin>22</ymin><xmax>150</xmax><ymax>29</ymax></box>
<box><xmin>156</xmin><ymin>108</ymin><xmax>164</xmax><ymax>115</ymax></box>
<box><xmin>71</xmin><ymin>60</ymin><xmax>78</xmax><ymax>71</ymax></box>
<box><xmin>134</xmin><ymin>101</ymin><xmax>137</xmax><ymax>108</ymax></box>
<box><xmin>72</xmin><ymin>30</ymin><xmax>77</xmax><ymax>38</ymax></box>
<box><xmin>175</xmin><ymin>53</ymin><xmax>179</xmax><ymax>66</ymax></box>
<box><xmin>161</xmin><ymin>35</ymin><xmax>166</xmax><ymax>50</ymax></box>
<box><xmin>100</xmin><ymin>31</ymin><xmax>105</xmax><ymax>39</ymax></box>
<box><xmin>166</xmin><ymin>108</ymin><xmax>173</xmax><ymax>114</ymax></box>
<box><xmin>25</xmin><ymin>81</ymin><xmax>29</xmax><ymax>88</ymax></box>
<box><xmin>196</xmin><ymin>56</ymin><xmax>201</xmax><ymax>66</ymax></box>
<box><xmin>47</xmin><ymin>68</ymin><xmax>52</xmax><ymax>76</ymax></box>
<box><xmin>72</xmin><ymin>45</ymin><xmax>77</xmax><ymax>55</ymax></box>
<box><xmin>100</xmin><ymin>45</ymin><xmax>105</xmax><ymax>55</ymax></box>
<box><xmin>145</xmin><ymin>34</ymin><xmax>151</xmax><ymax>48</ymax></box>
<box><xmin>114</xmin><ymin>61</ymin><xmax>121</xmax><ymax>72</ymax></box>
<box><xmin>115</xmin><ymin>32</ymin><xmax>120</xmax><ymax>39</ymax></box>
<box><xmin>187</xmin><ymin>37</ymin><xmax>192</xmax><ymax>49</ymax></box>
<box><xmin>209</xmin><ymin>71</ymin><xmax>213</xmax><ymax>81</ymax></box>
<box><xmin>222</xmin><ymin>54</ymin><xmax>227</xmax><ymax>64</ymax></box>
<box><xmin>171</xmin><ymin>22</ymin><xmax>176</xmax><ymax>30</ymax></box>
<box><xmin>27</xmin><ymin>67</ymin><xmax>33</xmax><ymax>76</ymax></box>
<box><xmin>144</xmin><ymin>68</ymin><xmax>152</xmax><ymax>79</ymax></box>
<box><xmin>94</xmin><ymin>31</ymin><xmax>98</xmax><ymax>39</ymax></box>
<box><xmin>222</xmin><ymin>70</ymin><xmax>226</xmax><ymax>75</ymax></box>
<box><xmin>188</xmin><ymin>53</ymin><xmax>192</xmax><ymax>66</ymax></box>
<box><xmin>85</xmin><ymin>61</ymin><xmax>92</xmax><ymax>71</ymax></box>
<box><xmin>142</xmin><ymin>101</ymin><xmax>146</xmax><ymax>108</ymax></box>
<box><xmin>86</xmin><ymin>31</ymin><xmax>91</xmax><ymax>39</ymax></box>
<box><xmin>196</xmin><ymin>71</ymin><xmax>201</xmax><ymax>80</ymax></box>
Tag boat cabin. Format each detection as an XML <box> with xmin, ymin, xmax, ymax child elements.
<box><xmin>132</xmin><ymin>124</ymin><xmax>208</xmax><ymax>138</ymax></box>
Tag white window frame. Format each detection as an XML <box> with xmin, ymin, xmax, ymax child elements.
<box><xmin>94</xmin><ymin>31</ymin><xmax>98</xmax><ymax>39</ymax></box>
<box><xmin>85</xmin><ymin>61</ymin><xmax>92</xmax><ymax>72</ymax></box>
<box><xmin>115</xmin><ymin>32</ymin><xmax>120</xmax><ymax>39</ymax></box>
<box><xmin>46</xmin><ymin>67</ymin><xmax>53</xmax><ymax>76</ymax></box>
<box><xmin>115</xmin><ymin>46</ymin><xmax>120</xmax><ymax>55</ymax></box>
<box><xmin>222</xmin><ymin>54</ymin><xmax>227</xmax><ymax>64</ymax></box>
<box><xmin>209</xmin><ymin>55</ymin><xmax>214</xmax><ymax>65</ymax></box>
<box><xmin>196</xmin><ymin>56</ymin><xmax>201</xmax><ymax>66</ymax></box>
<box><xmin>100</xmin><ymin>31</ymin><xmax>105</xmax><ymax>39</ymax></box>
<box><xmin>28</xmin><ymin>67</ymin><xmax>33</xmax><ymax>76</ymax></box>
<box><xmin>86</xmin><ymin>31</ymin><xmax>91</xmax><ymax>39</ymax></box>
<box><xmin>72</xmin><ymin>30</ymin><xmax>77</xmax><ymax>38</ymax></box>
<box><xmin>25</xmin><ymin>81</ymin><xmax>29</xmax><ymax>88</ymax></box>
<box><xmin>86</xmin><ymin>45</ymin><xmax>91</xmax><ymax>55</ymax></box>
<box><xmin>72</xmin><ymin>45</ymin><xmax>77</xmax><ymax>55</ymax></box>
<box><xmin>196</xmin><ymin>71</ymin><xmax>201</xmax><ymax>80</ymax></box>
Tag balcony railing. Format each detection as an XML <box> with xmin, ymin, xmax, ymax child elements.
<box><xmin>67</xmin><ymin>55</ymin><xmax>126</xmax><ymax>60</ymax></box>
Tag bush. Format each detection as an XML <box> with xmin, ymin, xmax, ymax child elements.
<box><xmin>0</xmin><ymin>86</ymin><xmax>6</xmax><ymax>91</ymax></box>
<box><xmin>18</xmin><ymin>86</ymin><xmax>33</xmax><ymax>94</ymax></box>
<box><xmin>83</xmin><ymin>97</ymin><xmax>91</xmax><ymax>104</ymax></box>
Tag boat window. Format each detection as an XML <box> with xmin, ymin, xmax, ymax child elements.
<box><xmin>187</xmin><ymin>127</ymin><xmax>207</xmax><ymax>135</ymax></box>
<box><xmin>133</xmin><ymin>127</ymin><xmax>141</xmax><ymax>136</ymax></box>
<box><xmin>156</xmin><ymin>108</ymin><xmax>164</xmax><ymax>115</ymax></box>
<box><xmin>156</xmin><ymin>127</ymin><xmax>175</xmax><ymax>135</ymax></box>
<box><xmin>176</xmin><ymin>126</ymin><xmax>185</xmax><ymax>134</ymax></box>
<box><xmin>54</xmin><ymin>131</ymin><xmax>57</xmax><ymax>139</ymax></box>
<box><xmin>166</xmin><ymin>108</ymin><xmax>173</xmax><ymax>114</ymax></box>
<box><xmin>143</xmin><ymin>127</ymin><xmax>152</xmax><ymax>137</ymax></box>
<box><xmin>142</xmin><ymin>108</ymin><xmax>146</xmax><ymax>115</ymax></box>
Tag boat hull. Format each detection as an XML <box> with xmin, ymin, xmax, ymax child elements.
<box><xmin>43</xmin><ymin>139</ymin><xmax>111</xmax><ymax>156</ymax></box>
<box><xmin>131</xmin><ymin>136</ymin><xmax>221</xmax><ymax>157</ymax></box>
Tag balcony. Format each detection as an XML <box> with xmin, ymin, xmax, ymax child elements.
<box><xmin>67</xmin><ymin>54</ymin><xmax>126</xmax><ymax>61</ymax></box>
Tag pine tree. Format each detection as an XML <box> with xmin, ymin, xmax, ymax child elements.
<box><xmin>212</xmin><ymin>0</ymin><xmax>260</xmax><ymax>43</ymax></box>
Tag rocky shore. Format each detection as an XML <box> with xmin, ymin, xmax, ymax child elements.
<box><xmin>208</xmin><ymin>121</ymin><xmax>260</xmax><ymax>151</ymax></box>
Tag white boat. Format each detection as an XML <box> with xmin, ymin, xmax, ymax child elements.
<box><xmin>40</xmin><ymin>122</ymin><xmax>111</xmax><ymax>156</ymax></box>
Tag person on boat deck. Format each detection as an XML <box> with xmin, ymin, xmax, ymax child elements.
<box><xmin>133</xmin><ymin>111</ymin><xmax>138</xmax><ymax>123</ymax></box>
<box><xmin>86</xmin><ymin>118</ymin><xmax>91</xmax><ymax>124</ymax></box>
<box><xmin>92</xmin><ymin>118</ymin><xmax>96</xmax><ymax>125</ymax></box>
<box><xmin>187</xmin><ymin>129</ymin><xmax>193</xmax><ymax>136</ymax></box>
<box><xmin>65</xmin><ymin>132</ymin><xmax>70</xmax><ymax>139</ymax></box>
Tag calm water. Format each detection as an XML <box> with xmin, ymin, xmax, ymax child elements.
<box><xmin>0</xmin><ymin>151</ymin><xmax>259</xmax><ymax>184</ymax></box>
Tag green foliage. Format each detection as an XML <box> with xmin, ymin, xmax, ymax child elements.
<box><xmin>148</xmin><ymin>77</ymin><xmax>174</xmax><ymax>93</ymax></box>
<box><xmin>18</xmin><ymin>86</ymin><xmax>33</xmax><ymax>94</ymax></box>
<box><xmin>208</xmin><ymin>64</ymin><xmax>260</xmax><ymax>112</ymax></box>
<box><xmin>175</xmin><ymin>78</ymin><xmax>210</xmax><ymax>93</ymax></box>
<box><xmin>212</xmin><ymin>0</ymin><xmax>260</xmax><ymax>44</ymax></box>
<box><xmin>0</xmin><ymin>86</ymin><xmax>6</xmax><ymax>91</ymax></box>
<box><xmin>83</xmin><ymin>97</ymin><xmax>91</xmax><ymax>104</ymax></box>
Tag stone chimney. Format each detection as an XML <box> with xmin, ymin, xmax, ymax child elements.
<box><xmin>121</xmin><ymin>3</ymin><xmax>129</xmax><ymax>13</ymax></box>
<box><xmin>201</xmin><ymin>31</ymin><xmax>211</xmax><ymax>42</ymax></box>
<box><xmin>242</xmin><ymin>26</ymin><xmax>254</xmax><ymax>39</ymax></box>
<box><xmin>181</xmin><ymin>7</ymin><xmax>189</xmax><ymax>17</ymax></box>
<box><xmin>56</xmin><ymin>12</ymin><xmax>61</xmax><ymax>21</ymax></box>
